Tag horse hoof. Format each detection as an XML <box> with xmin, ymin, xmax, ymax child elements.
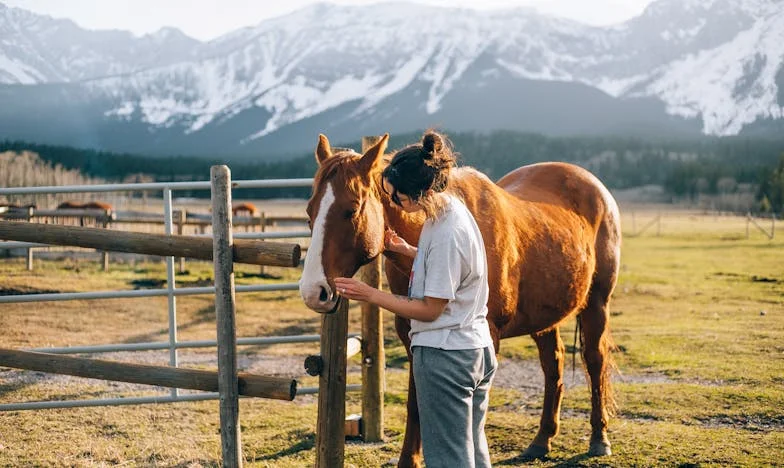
<box><xmin>588</xmin><ymin>440</ymin><xmax>612</xmax><ymax>457</ymax></box>
<box><xmin>393</xmin><ymin>456</ymin><xmax>423</xmax><ymax>468</ymax></box>
<box><xmin>521</xmin><ymin>444</ymin><xmax>549</xmax><ymax>460</ymax></box>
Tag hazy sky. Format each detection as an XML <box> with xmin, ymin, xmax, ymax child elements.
<box><xmin>4</xmin><ymin>0</ymin><xmax>657</xmax><ymax>40</ymax></box>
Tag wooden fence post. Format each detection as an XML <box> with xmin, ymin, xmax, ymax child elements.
<box><xmin>359</xmin><ymin>135</ymin><xmax>385</xmax><ymax>442</ymax></box>
<box><xmin>101</xmin><ymin>208</ymin><xmax>111</xmax><ymax>272</ymax></box>
<box><xmin>259</xmin><ymin>211</ymin><xmax>266</xmax><ymax>277</ymax></box>
<box><xmin>25</xmin><ymin>206</ymin><xmax>34</xmax><ymax>271</ymax></box>
<box><xmin>211</xmin><ymin>165</ymin><xmax>243</xmax><ymax>468</ymax></box>
<box><xmin>177</xmin><ymin>209</ymin><xmax>186</xmax><ymax>273</ymax></box>
<box><xmin>772</xmin><ymin>213</ymin><xmax>776</xmax><ymax>240</ymax></box>
<box><xmin>315</xmin><ymin>298</ymin><xmax>349</xmax><ymax>468</ymax></box>
<box><xmin>360</xmin><ymin>258</ymin><xmax>384</xmax><ymax>442</ymax></box>
<box><xmin>746</xmin><ymin>213</ymin><xmax>750</xmax><ymax>239</ymax></box>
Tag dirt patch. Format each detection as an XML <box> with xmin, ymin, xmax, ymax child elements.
<box><xmin>696</xmin><ymin>415</ymin><xmax>784</xmax><ymax>432</ymax></box>
<box><xmin>492</xmin><ymin>358</ymin><xmax>673</xmax><ymax>396</ymax></box>
<box><xmin>711</xmin><ymin>272</ymin><xmax>781</xmax><ymax>284</ymax></box>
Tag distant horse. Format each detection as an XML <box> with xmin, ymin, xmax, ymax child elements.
<box><xmin>56</xmin><ymin>201</ymin><xmax>113</xmax><ymax>211</ymax></box>
<box><xmin>299</xmin><ymin>134</ymin><xmax>621</xmax><ymax>466</ymax></box>
<box><xmin>232</xmin><ymin>202</ymin><xmax>258</xmax><ymax>217</ymax></box>
<box><xmin>56</xmin><ymin>201</ymin><xmax>113</xmax><ymax>226</ymax></box>
<box><xmin>232</xmin><ymin>202</ymin><xmax>259</xmax><ymax>232</ymax></box>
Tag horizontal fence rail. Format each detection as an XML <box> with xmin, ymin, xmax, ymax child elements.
<box><xmin>0</xmin><ymin>349</ymin><xmax>297</xmax><ymax>401</ymax></box>
<box><xmin>0</xmin><ymin>178</ymin><xmax>314</xmax><ymax>195</ymax></box>
<box><xmin>0</xmin><ymin>283</ymin><xmax>301</xmax><ymax>304</ymax></box>
<box><xmin>0</xmin><ymin>385</ymin><xmax>364</xmax><ymax>412</ymax></box>
<box><xmin>30</xmin><ymin>333</ymin><xmax>361</xmax><ymax>355</ymax></box>
<box><xmin>0</xmin><ymin>231</ymin><xmax>312</xmax><ymax>250</ymax></box>
<box><xmin>0</xmin><ymin>222</ymin><xmax>301</xmax><ymax>267</ymax></box>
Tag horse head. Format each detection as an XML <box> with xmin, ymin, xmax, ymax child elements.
<box><xmin>299</xmin><ymin>133</ymin><xmax>389</xmax><ymax>313</ymax></box>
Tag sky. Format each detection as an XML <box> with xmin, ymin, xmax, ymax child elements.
<box><xmin>4</xmin><ymin>0</ymin><xmax>657</xmax><ymax>41</ymax></box>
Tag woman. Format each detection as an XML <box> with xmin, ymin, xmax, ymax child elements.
<box><xmin>335</xmin><ymin>131</ymin><xmax>497</xmax><ymax>468</ymax></box>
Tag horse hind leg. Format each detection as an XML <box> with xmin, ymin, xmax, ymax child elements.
<box><xmin>522</xmin><ymin>327</ymin><xmax>565</xmax><ymax>460</ymax></box>
<box><xmin>580</xmin><ymin>284</ymin><xmax>617</xmax><ymax>457</ymax></box>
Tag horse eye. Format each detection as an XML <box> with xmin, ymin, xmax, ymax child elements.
<box><xmin>344</xmin><ymin>209</ymin><xmax>356</xmax><ymax>220</ymax></box>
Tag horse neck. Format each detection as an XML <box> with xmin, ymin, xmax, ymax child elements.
<box><xmin>375</xmin><ymin>167</ymin><xmax>504</xmax><ymax>266</ymax></box>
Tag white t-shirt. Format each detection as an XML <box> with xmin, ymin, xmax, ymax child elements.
<box><xmin>408</xmin><ymin>195</ymin><xmax>494</xmax><ymax>350</ymax></box>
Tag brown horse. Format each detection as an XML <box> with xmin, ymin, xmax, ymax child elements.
<box><xmin>56</xmin><ymin>201</ymin><xmax>113</xmax><ymax>226</ymax></box>
<box><xmin>232</xmin><ymin>202</ymin><xmax>259</xmax><ymax>217</ymax></box>
<box><xmin>299</xmin><ymin>134</ymin><xmax>621</xmax><ymax>466</ymax></box>
<box><xmin>232</xmin><ymin>202</ymin><xmax>259</xmax><ymax>232</ymax></box>
<box><xmin>56</xmin><ymin>201</ymin><xmax>113</xmax><ymax>211</ymax></box>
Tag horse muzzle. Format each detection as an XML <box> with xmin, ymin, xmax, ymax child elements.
<box><xmin>299</xmin><ymin>279</ymin><xmax>339</xmax><ymax>314</ymax></box>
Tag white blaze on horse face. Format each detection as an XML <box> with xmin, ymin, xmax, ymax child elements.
<box><xmin>300</xmin><ymin>183</ymin><xmax>336</xmax><ymax>312</ymax></box>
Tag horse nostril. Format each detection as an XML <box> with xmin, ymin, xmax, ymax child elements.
<box><xmin>319</xmin><ymin>286</ymin><xmax>329</xmax><ymax>302</ymax></box>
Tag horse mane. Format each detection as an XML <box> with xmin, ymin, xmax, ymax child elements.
<box><xmin>447</xmin><ymin>166</ymin><xmax>497</xmax><ymax>197</ymax></box>
<box><xmin>315</xmin><ymin>150</ymin><xmax>379</xmax><ymax>200</ymax></box>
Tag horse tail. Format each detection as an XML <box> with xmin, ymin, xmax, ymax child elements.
<box><xmin>575</xmin><ymin>309</ymin><xmax>618</xmax><ymax>418</ymax></box>
<box><xmin>599</xmin><ymin>324</ymin><xmax>619</xmax><ymax>418</ymax></box>
<box><xmin>571</xmin><ymin>315</ymin><xmax>581</xmax><ymax>381</ymax></box>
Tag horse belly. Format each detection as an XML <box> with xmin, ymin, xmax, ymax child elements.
<box><xmin>498</xmin><ymin>235</ymin><xmax>595</xmax><ymax>338</ymax></box>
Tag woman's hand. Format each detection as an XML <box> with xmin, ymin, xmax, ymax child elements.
<box><xmin>334</xmin><ymin>277</ymin><xmax>378</xmax><ymax>302</ymax></box>
<box><xmin>384</xmin><ymin>229</ymin><xmax>415</xmax><ymax>257</ymax></box>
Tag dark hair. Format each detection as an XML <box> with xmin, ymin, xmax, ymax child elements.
<box><xmin>381</xmin><ymin>131</ymin><xmax>456</xmax><ymax>218</ymax></box>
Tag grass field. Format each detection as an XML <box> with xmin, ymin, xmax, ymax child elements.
<box><xmin>0</xmin><ymin>210</ymin><xmax>782</xmax><ymax>467</ymax></box>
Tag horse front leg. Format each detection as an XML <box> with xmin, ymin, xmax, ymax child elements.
<box><xmin>394</xmin><ymin>316</ymin><xmax>424</xmax><ymax>468</ymax></box>
<box><xmin>523</xmin><ymin>328</ymin><xmax>565</xmax><ymax>460</ymax></box>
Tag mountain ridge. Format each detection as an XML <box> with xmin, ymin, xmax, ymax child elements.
<box><xmin>0</xmin><ymin>0</ymin><xmax>782</xmax><ymax>157</ymax></box>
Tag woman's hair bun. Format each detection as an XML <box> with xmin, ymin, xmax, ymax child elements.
<box><xmin>421</xmin><ymin>132</ymin><xmax>442</xmax><ymax>159</ymax></box>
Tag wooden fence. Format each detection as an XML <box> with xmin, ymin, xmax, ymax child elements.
<box><xmin>0</xmin><ymin>165</ymin><xmax>357</xmax><ymax>468</ymax></box>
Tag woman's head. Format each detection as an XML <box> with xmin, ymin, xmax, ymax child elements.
<box><xmin>381</xmin><ymin>131</ymin><xmax>456</xmax><ymax>217</ymax></box>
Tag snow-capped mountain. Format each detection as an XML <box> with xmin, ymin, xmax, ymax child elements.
<box><xmin>0</xmin><ymin>0</ymin><xmax>782</xmax><ymax>158</ymax></box>
<box><xmin>0</xmin><ymin>3</ymin><xmax>201</xmax><ymax>84</ymax></box>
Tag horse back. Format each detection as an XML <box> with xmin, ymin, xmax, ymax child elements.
<box><xmin>456</xmin><ymin>163</ymin><xmax>621</xmax><ymax>340</ymax></box>
<box><xmin>57</xmin><ymin>201</ymin><xmax>83</xmax><ymax>209</ymax></box>
<box><xmin>499</xmin><ymin>162</ymin><xmax>621</xmax><ymax>294</ymax></box>
<box><xmin>84</xmin><ymin>201</ymin><xmax>113</xmax><ymax>211</ymax></box>
<box><xmin>496</xmin><ymin>162</ymin><xmax>618</xmax><ymax>230</ymax></box>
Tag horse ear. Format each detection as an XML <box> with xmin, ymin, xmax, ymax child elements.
<box><xmin>359</xmin><ymin>133</ymin><xmax>389</xmax><ymax>173</ymax></box>
<box><xmin>315</xmin><ymin>134</ymin><xmax>333</xmax><ymax>165</ymax></box>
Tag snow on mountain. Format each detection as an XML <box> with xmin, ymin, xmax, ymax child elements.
<box><xmin>0</xmin><ymin>0</ymin><xmax>783</xmax><ymax>148</ymax></box>
<box><xmin>0</xmin><ymin>1</ymin><xmax>201</xmax><ymax>84</ymax></box>
<box><xmin>644</xmin><ymin>4</ymin><xmax>784</xmax><ymax>134</ymax></box>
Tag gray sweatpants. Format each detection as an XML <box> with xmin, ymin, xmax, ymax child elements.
<box><xmin>412</xmin><ymin>345</ymin><xmax>497</xmax><ymax>468</ymax></box>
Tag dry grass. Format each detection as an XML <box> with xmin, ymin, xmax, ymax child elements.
<box><xmin>0</xmin><ymin>207</ymin><xmax>782</xmax><ymax>466</ymax></box>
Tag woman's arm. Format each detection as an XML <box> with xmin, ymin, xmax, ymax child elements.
<box><xmin>334</xmin><ymin>277</ymin><xmax>447</xmax><ymax>322</ymax></box>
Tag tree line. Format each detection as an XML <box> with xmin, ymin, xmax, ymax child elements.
<box><xmin>1</xmin><ymin>131</ymin><xmax>783</xmax><ymax>212</ymax></box>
